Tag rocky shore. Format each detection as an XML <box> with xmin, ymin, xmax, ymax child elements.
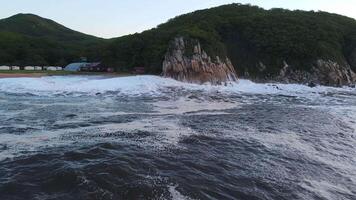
<box><xmin>162</xmin><ymin>37</ymin><xmax>356</xmax><ymax>87</ymax></box>
<box><xmin>0</xmin><ymin>73</ymin><xmax>46</xmax><ymax>78</ymax></box>
<box><xmin>162</xmin><ymin>37</ymin><xmax>238</xmax><ymax>85</ymax></box>
<box><xmin>242</xmin><ymin>60</ymin><xmax>356</xmax><ymax>87</ymax></box>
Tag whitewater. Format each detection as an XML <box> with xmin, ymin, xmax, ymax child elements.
<box><xmin>0</xmin><ymin>75</ymin><xmax>355</xmax><ymax>200</ymax></box>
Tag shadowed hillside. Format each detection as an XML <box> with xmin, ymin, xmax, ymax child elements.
<box><xmin>0</xmin><ymin>14</ymin><xmax>104</xmax><ymax>66</ymax></box>
<box><xmin>101</xmin><ymin>4</ymin><xmax>356</xmax><ymax>85</ymax></box>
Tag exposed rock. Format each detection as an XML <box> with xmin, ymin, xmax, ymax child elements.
<box><xmin>276</xmin><ymin>60</ymin><xmax>356</xmax><ymax>86</ymax></box>
<box><xmin>312</xmin><ymin>60</ymin><xmax>356</xmax><ymax>86</ymax></box>
<box><xmin>279</xmin><ymin>61</ymin><xmax>290</xmax><ymax>78</ymax></box>
<box><xmin>348</xmin><ymin>48</ymin><xmax>356</xmax><ymax>70</ymax></box>
<box><xmin>258</xmin><ymin>62</ymin><xmax>266</xmax><ymax>72</ymax></box>
<box><xmin>162</xmin><ymin>37</ymin><xmax>355</xmax><ymax>87</ymax></box>
<box><xmin>162</xmin><ymin>37</ymin><xmax>238</xmax><ymax>85</ymax></box>
<box><xmin>308</xmin><ymin>82</ymin><xmax>317</xmax><ymax>88</ymax></box>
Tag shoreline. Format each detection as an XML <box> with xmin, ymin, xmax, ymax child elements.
<box><xmin>0</xmin><ymin>73</ymin><xmax>47</xmax><ymax>78</ymax></box>
<box><xmin>0</xmin><ymin>71</ymin><xmax>133</xmax><ymax>79</ymax></box>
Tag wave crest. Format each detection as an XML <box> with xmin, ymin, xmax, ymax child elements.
<box><xmin>0</xmin><ymin>75</ymin><xmax>354</xmax><ymax>97</ymax></box>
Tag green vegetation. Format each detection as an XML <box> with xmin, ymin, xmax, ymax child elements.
<box><xmin>0</xmin><ymin>14</ymin><xmax>104</xmax><ymax>66</ymax></box>
<box><xmin>101</xmin><ymin>4</ymin><xmax>356</xmax><ymax>77</ymax></box>
<box><xmin>1</xmin><ymin>4</ymin><xmax>356</xmax><ymax>78</ymax></box>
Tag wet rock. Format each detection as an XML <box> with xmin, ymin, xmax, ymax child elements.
<box><xmin>312</xmin><ymin>59</ymin><xmax>356</xmax><ymax>86</ymax></box>
<box><xmin>258</xmin><ymin>62</ymin><xmax>267</xmax><ymax>72</ymax></box>
<box><xmin>276</xmin><ymin>60</ymin><xmax>356</xmax><ymax>87</ymax></box>
<box><xmin>65</xmin><ymin>114</ymin><xmax>77</xmax><ymax>118</ymax></box>
<box><xmin>348</xmin><ymin>48</ymin><xmax>356</xmax><ymax>70</ymax></box>
<box><xmin>162</xmin><ymin>37</ymin><xmax>238</xmax><ymax>85</ymax></box>
<box><xmin>308</xmin><ymin>82</ymin><xmax>317</xmax><ymax>88</ymax></box>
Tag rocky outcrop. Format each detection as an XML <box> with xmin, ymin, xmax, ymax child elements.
<box><xmin>162</xmin><ymin>37</ymin><xmax>355</xmax><ymax>87</ymax></box>
<box><xmin>276</xmin><ymin>60</ymin><xmax>356</xmax><ymax>86</ymax></box>
<box><xmin>349</xmin><ymin>48</ymin><xmax>356</xmax><ymax>71</ymax></box>
<box><xmin>312</xmin><ymin>60</ymin><xmax>356</xmax><ymax>86</ymax></box>
<box><xmin>162</xmin><ymin>37</ymin><xmax>238</xmax><ymax>85</ymax></box>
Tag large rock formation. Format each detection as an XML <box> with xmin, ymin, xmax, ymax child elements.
<box><xmin>162</xmin><ymin>37</ymin><xmax>356</xmax><ymax>87</ymax></box>
<box><xmin>275</xmin><ymin>60</ymin><xmax>356</xmax><ymax>86</ymax></box>
<box><xmin>162</xmin><ymin>37</ymin><xmax>238</xmax><ymax>85</ymax></box>
<box><xmin>312</xmin><ymin>60</ymin><xmax>356</xmax><ymax>86</ymax></box>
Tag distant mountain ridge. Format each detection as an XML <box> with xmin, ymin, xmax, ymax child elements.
<box><xmin>1</xmin><ymin>4</ymin><xmax>356</xmax><ymax>86</ymax></box>
<box><xmin>0</xmin><ymin>13</ymin><xmax>103</xmax><ymax>66</ymax></box>
<box><xmin>0</xmin><ymin>14</ymin><xmax>97</xmax><ymax>39</ymax></box>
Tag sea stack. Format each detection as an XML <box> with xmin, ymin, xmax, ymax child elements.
<box><xmin>162</xmin><ymin>37</ymin><xmax>238</xmax><ymax>85</ymax></box>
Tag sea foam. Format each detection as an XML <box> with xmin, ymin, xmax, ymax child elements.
<box><xmin>0</xmin><ymin>75</ymin><xmax>354</xmax><ymax>97</ymax></box>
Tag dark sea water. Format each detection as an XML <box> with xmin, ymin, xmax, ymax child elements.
<box><xmin>0</xmin><ymin>76</ymin><xmax>355</xmax><ymax>200</ymax></box>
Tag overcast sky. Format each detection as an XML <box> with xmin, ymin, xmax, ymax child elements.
<box><xmin>1</xmin><ymin>0</ymin><xmax>355</xmax><ymax>38</ymax></box>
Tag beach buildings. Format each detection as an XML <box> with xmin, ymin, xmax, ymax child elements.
<box><xmin>0</xmin><ymin>66</ymin><xmax>10</xmax><ymax>70</ymax></box>
<box><xmin>11</xmin><ymin>66</ymin><xmax>20</xmax><ymax>70</ymax></box>
<box><xmin>64</xmin><ymin>62</ymin><xmax>88</xmax><ymax>71</ymax></box>
<box><xmin>133</xmin><ymin>67</ymin><xmax>145</xmax><ymax>74</ymax></box>
<box><xmin>64</xmin><ymin>62</ymin><xmax>113</xmax><ymax>72</ymax></box>
<box><xmin>24</xmin><ymin>66</ymin><xmax>35</xmax><ymax>70</ymax></box>
<box><xmin>35</xmin><ymin>66</ymin><xmax>43</xmax><ymax>71</ymax></box>
<box><xmin>46</xmin><ymin>66</ymin><xmax>62</xmax><ymax>71</ymax></box>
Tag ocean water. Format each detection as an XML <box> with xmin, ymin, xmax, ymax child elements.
<box><xmin>0</xmin><ymin>75</ymin><xmax>355</xmax><ymax>200</ymax></box>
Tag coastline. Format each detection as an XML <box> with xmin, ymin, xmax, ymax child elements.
<box><xmin>0</xmin><ymin>71</ymin><xmax>133</xmax><ymax>79</ymax></box>
<box><xmin>0</xmin><ymin>73</ymin><xmax>46</xmax><ymax>78</ymax></box>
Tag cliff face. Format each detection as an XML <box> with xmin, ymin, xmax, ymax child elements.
<box><xmin>270</xmin><ymin>60</ymin><xmax>356</xmax><ymax>86</ymax></box>
<box><xmin>162</xmin><ymin>37</ymin><xmax>356</xmax><ymax>87</ymax></box>
<box><xmin>162</xmin><ymin>37</ymin><xmax>238</xmax><ymax>85</ymax></box>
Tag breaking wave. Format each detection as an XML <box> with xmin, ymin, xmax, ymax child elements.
<box><xmin>0</xmin><ymin>75</ymin><xmax>354</xmax><ymax>97</ymax></box>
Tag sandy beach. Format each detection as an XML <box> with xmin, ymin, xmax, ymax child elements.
<box><xmin>0</xmin><ymin>73</ymin><xmax>47</xmax><ymax>78</ymax></box>
<box><xmin>0</xmin><ymin>72</ymin><xmax>134</xmax><ymax>79</ymax></box>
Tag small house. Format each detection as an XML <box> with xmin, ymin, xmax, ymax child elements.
<box><xmin>11</xmin><ymin>66</ymin><xmax>20</xmax><ymax>70</ymax></box>
<box><xmin>56</xmin><ymin>67</ymin><xmax>63</xmax><ymax>71</ymax></box>
<box><xmin>65</xmin><ymin>62</ymin><xmax>112</xmax><ymax>72</ymax></box>
<box><xmin>80</xmin><ymin>62</ymin><xmax>108</xmax><ymax>72</ymax></box>
<box><xmin>107</xmin><ymin>67</ymin><xmax>114</xmax><ymax>73</ymax></box>
<box><xmin>47</xmin><ymin>66</ymin><xmax>58</xmax><ymax>71</ymax></box>
<box><xmin>35</xmin><ymin>66</ymin><xmax>43</xmax><ymax>71</ymax></box>
<box><xmin>0</xmin><ymin>66</ymin><xmax>10</xmax><ymax>70</ymax></box>
<box><xmin>133</xmin><ymin>67</ymin><xmax>145</xmax><ymax>74</ymax></box>
<box><xmin>24</xmin><ymin>66</ymin><xmax>35</xmax><ymax>70</ymax></box>
<box><xmin>64</xmin><ymin>63</ymin><xmax>89</xmax><ymax>72</ymax></box>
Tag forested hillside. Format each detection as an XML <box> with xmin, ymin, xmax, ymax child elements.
<box><xmin>102</xmin><ymin>4</ymin><xmax>356</xmax><ymax>78</ymax></box>
<box><xmin>0</xmin><ymin>14</ymin><xmax>104</xmax><ymax>66</ymax></box>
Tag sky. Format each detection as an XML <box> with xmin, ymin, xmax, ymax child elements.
<box><xmin>0</xmin><ymin>0</ymin><xmax>355</xmax><ymax>38</ymax></box>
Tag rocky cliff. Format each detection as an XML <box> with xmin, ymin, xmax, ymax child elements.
<box><xmin>162</xmin><ymin>37</ymin><xmax>356</xmax><ymax>87</ymax></box>
<box><xmin>162</xmin><ymin>37</ymin><xmax>238</xmax><ymax>85</ymax></box>
<box><xmin>270</xmin><ymin>60</ymin><xmax>356</xmax><ymax>86</ymax></box>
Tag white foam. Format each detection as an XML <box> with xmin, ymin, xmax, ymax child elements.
<box><xmin>0</xmin><ymin>75</ymin><xmax>354</xmax><ymax>97</ymax></box>
<box><xmin>0</xmin><ymin>117</ymin><xmax>196</xmax><ymax>161</ymax></box>
<box><xmin>168</xmin><ymin>185</ymin><xmax>194</xmax><ymax>200</ymax></box>
<box><xmin>300</xmin><ymin>179</ymin><xmax>355</xmax><ymax>200</ymax></box>
<box><xmin>151</xmin><ymin>97</ymin><xmax>238</xmax><ymax>114</ymax></box>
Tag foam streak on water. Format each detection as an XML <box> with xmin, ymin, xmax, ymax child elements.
<box><xmin>0</xmin><ymin>75</ymin><xmax>355</xmax><ymax>200</ymax></box>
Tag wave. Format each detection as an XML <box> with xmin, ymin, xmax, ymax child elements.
<box><xmin>0</xmin><ymin>75</ymin><xmax>355</xmax><ymax>97</ymax></box>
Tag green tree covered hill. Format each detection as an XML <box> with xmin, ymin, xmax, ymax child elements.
<box><xmin>102</xmin><ymin>4</ymin><xmax>356</xmax><ymax>78</ymax></box>
<box><xmin>0</xmin><ymin>14</ymin><xmax>104</xmax><ymax>66</ymax></box>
